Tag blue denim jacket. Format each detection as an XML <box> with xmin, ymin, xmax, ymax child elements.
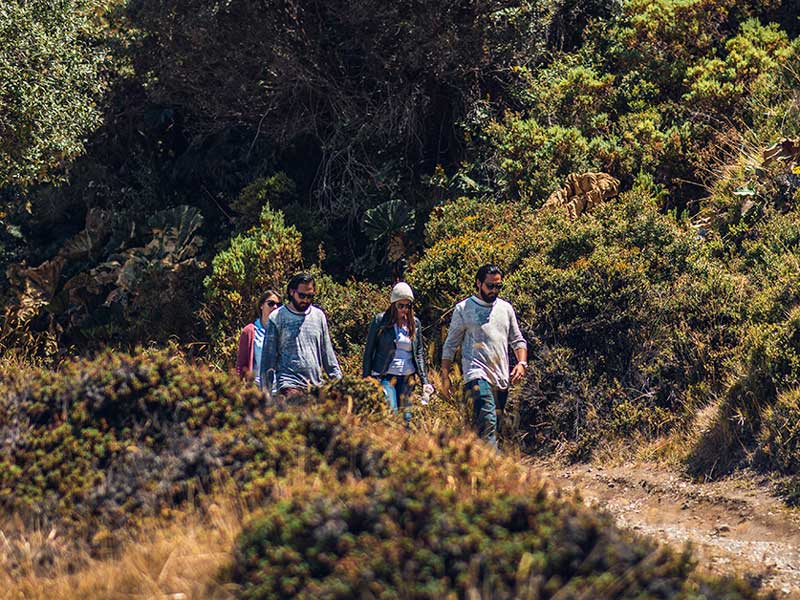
<box><xmin>362</xmin><ymin>311</ymin><xmax>429</xmax><ymax>385</ymax></box>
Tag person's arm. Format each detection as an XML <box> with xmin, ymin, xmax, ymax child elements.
<box><xmin>236</xmin><ymin>325</ymin><xmax>253</xmax><ymax>380</ymax></box>
<box><xmin>259</xmin><ymin>318</ymin><xmax>279</xmax><ymax>391</ymax></box>
<box><xmin>321</xmin><ymin>313</ymin><xmax>343</xmax><ymax>380</ymax></box>
<box><xmin>508</xmin><ymin>307</ymin><xmax>528</xmax><ymax>385</ymax></box>
<box><xmin>440</xmin><ymin>306</ymin><xmax>466</xmax><ymax>396</ymax></box>
<box><xmin>414</xmin><ymin>318</ymin><xmax>429</xmax><ymax>386</ymax></box>
<box><xmin>362</xmin><ymin>316</ymin><xmax>379</xmax><ymax>377</ymax></box>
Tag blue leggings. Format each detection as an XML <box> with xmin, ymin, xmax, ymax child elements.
<box><xmin>380</xmin><ymin>374</ymin><xmax>415</xmax><ymax>413</ymax></box>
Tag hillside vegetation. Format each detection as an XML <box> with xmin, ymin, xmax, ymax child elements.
<box><xmin>1</xmin><ymin>0</ymin><xmax>799</xmax><ymax>595</ymax></box>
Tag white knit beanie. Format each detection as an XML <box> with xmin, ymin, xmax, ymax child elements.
<box><xmin>390</xmin><ymin>282</ymin><xmax>414</xmax><ymax>304</ymax></box>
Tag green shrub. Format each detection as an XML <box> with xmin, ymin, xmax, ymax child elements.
<box><xmin>313</xmin><ymin>272</ymin><xmax>385</xmax><ymax>365</ymax></box>
<box><xmin>506</xmin><ymin>191</ymin><xmax>747</xmax><ymax>456</ymax></box>
<box><xmin>203</xmin><ymin>204</ymin><xmax>303</xmax><ymax>355</ymax></box>
<box><xmin>423</xmin><ymin>197</ymin><xmax>532</xmax><ymax>247</ymax></box>
<box><xmin>232</xmin><ymin>431</ymin><xmax>762</xmax><ymax>600</ymax></box>
<box><xmin>684</xmin><ymin>19</ymin><xmax>792</xmax><ymax>115</ymax></box>
<box><xmin>690</xmin><ymin>305</ymin><xmax>800</xmax><ymax>474</ymax></box>
<box><xmin>484</xmin><ymin>116</ymin><xmax>593</xmax><ymax>204</ymax></box>
<box><xmin>408</xmin><ymin>231</ymin><xmax>517</xmax><ymax>320</ymax></box>
<box><xmin>0</xmin><ymin>0</ymin><xmax>116</xmax><ymax>188</ymax></box>
<box><xmin>0</xmin><ymin>350</ymin><xmax>390</xmax><ymax>552</ymax></box>
<box><xmin>230</xmin><ymin>173</ymin><xmax>298</xmax><ymax>231</ymax></box>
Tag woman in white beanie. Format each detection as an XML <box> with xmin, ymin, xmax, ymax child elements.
<box><xmin>362</xmin><ymin>282</ymin><xmax>432</xmax><ymax>416</ymax></box>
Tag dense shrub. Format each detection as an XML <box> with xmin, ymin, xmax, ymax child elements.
<box><xmin>483</xmin><ymin>117</ymin><xmax>594</xmax><ymax>204</ymax></box>
<box><xmin>0</xmin><ymin>350</ymin><xmax>390</xmax><ymax>550</ymax></box>
<box><xmin>232</xmin><ymin>432</ymin><xmax>763</xmax><ymax>599</ymax></box>
<box><xmin>313</xmin><ymin>272</ymin><xmax>385</xmax><ymax>366</ymax></box>
<box><xmin>758</xmin><ymin>387</ymin><xmax>800</xmax><ymax>474</ymax></box>
<box><xmin>410</xmin><ymin>198</ymin><xmax>536</xmax><ymax>324</ymax></box>
<box><xmin>505</xmin><ymin>191</ymin><xmax>746</xmax><ymax>456</ymax></box>
<box><xmin>0</xmin><ymin>0</ymin><xmax>118</xmax><ymax>188</ymax></box>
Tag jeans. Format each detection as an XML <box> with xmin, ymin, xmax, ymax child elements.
<box><xmin>380</xmin><ymin>374</ymin><xmax>415</xmax><ymax>416</ymax></box>
<box><xmin>464</xmin><ymin>379</ymin><xmax>508</xmax><ymax>448</ymax></box>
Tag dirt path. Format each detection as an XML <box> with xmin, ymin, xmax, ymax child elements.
<box><xmin>531</xmin><ymin>460</ymin><xmax>800</xmax><ymax>598</ymax></box>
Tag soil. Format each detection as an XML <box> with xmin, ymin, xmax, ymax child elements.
<box><xmin>532</xmin><ymin>460</ymin><xmax>800</xmax><ymax>599</ymax></box>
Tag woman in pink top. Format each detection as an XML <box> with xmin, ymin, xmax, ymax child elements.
<box><xmin>236</xmin><ymin>290</ymin><xmax>281</xmax><ymax>385</ymax></box>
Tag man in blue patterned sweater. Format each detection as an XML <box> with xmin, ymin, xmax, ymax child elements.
<box><xmin>259</xmin><ymin>272</ymin><xmax>342</xmax><ymax>401</ymax></box>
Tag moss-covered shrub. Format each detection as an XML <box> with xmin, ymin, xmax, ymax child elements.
<box><xmin>232</xmin><ymin>433</ymin><xmax>763</xmax><ymax>600</ymax></box>
<box><xmin>0</xmin><ymin>351</ymin><xmax>390</xmax><ymax>550</ymax></box>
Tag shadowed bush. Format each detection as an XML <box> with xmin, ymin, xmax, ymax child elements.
<box><xmin>0</xmin><ymin>350</ymin><xmax>389</xmax><ymax>554</ymax></box>
<box><xmin>231</xmin><ymin>431</ymin><xmax>765</xmax><ymax>600</ymax></box>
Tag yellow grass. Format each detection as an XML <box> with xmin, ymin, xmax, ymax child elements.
<box><xmin>1</xmin><ymin>497</ymin><xmax>245</xmax><ymax>600</ymax></box>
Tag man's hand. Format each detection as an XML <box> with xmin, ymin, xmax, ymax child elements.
<box><xmin>440</xmin><ymin>371</ymin><xmax>450</xmax><ymax>397</ymax></box>
<box><xmin>510</xmin><ymin>362</ymin><xmax>527</xmax><ymax>385</ymax></box>
<box><xmin>440</xmin><ymin>359</ymin><xmax>453</xmax><ymax>397</ymax></box>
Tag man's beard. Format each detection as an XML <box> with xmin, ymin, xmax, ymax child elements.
<box><xmin>479</xmin><ymin>289</ymin><xmax>497</xmax><ymax>303</ymax></box>
<box><xmin>291</xmin><ymin>297</ymin><xmax>309</xmax><ymax>312</ymax></box>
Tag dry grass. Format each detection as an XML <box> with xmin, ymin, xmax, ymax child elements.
<box><xmin>1</xmin><ymin>496</ymin><xmax>246</xmax><ymax>600</ymax></box>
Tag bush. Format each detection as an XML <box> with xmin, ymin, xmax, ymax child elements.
<box><xmin>313</xmin><ymin>272</ymin><xmax>385</xmax><ymax>365</ymax></box>
<box><xmin>203</xmin><ymin>203</ymin><xmax>302</xmax><ymax>355</ymax></box>
<box><xmin>0</xmin><ymin>350</ymin><xmax>390</xmax><ymax>553</ymax></box>
<box><xmin>758</xmin><ymin>387</ymin><xmax>800</xmax><ymax>474</ymax></box>
<box><xmin>684</xmin><ymin>20</ymin><xmax>792</xmax><ymax>118</ymax></box>
<box><xmin>232</xmin><ymin>429</ymin><xmax>763</xmax><ymax>599</ymax></box>
<box><xmin>505</xmin><ymin>191</ymin><xmax>747</xmax><ymax>456</ymax></box>
<box><xmin>484</xmin><ymin>116</ymin><xmax>593</xmax><ymax>204</ymax></box>
<box><xmin>0</xmin><ymin>0</ymin><xmax>116</xmax><ymax>188</ymax></box>
<box><xmin>408</xmin><ymin>231</ymin><xmax>517</xmax><ymax>321</ymax></box>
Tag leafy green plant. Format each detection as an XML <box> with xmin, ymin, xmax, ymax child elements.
<box><xmin>0</xmin><ymin>0</ymin><xmax>120</xmax><ymax>188</ymax></box>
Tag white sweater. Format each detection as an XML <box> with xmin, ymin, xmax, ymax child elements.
<box><xmin>442</xmin><ymin>295</ymin><xmax>527</xmax><ymax>390</ymax></box>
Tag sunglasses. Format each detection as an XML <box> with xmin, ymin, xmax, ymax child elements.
<box><xmin>265</xmin><ymin>300</ymin><xmax>282</xmax><ymax>308</ymax></box>
<box><xmin>396</xmin><ymin>302</ymin><xmax>412</xmax><ymax>310</ymax></box>
<box><xmin>484</xmin><ymin>282</ymin><xmax>503</xmax><ymax>291</ymax></box>
<box><xmin>295</xmin><ymin>292</ymin><xmax>315</xmax><ymax>300</ymax></box>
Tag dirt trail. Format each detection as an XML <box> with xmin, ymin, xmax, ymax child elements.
<box><xmin>532</xmin><ymin>460</ymin><xmax>800</xmax><ymax>598</ymax></box>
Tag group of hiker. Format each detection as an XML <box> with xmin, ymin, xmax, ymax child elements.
<box><xmin>236</xmin><ymin>265</ymin><xmax>528</xmax><ymax>446</ymax></box>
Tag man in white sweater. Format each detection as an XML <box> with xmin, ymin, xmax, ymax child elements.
<box><xmin>441</xmin><ymin>264</ymin><xmax>528</xmax><ymax>447</ymax></box>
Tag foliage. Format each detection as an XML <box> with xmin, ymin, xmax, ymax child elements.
<box><xmin>403</xmin><ymin>188</ymin><xmax>753</xmax><ymax>457</ymax></box>
<box><xmin>230</xmin><ymin>173</ymin><xmax>298</xmax><ymax>231</ymax></box>
<box><xmin>483</xmin><ymin>117</ymin><xmax>594</xmax><ymax>204</ymax></box>
<box><xmin>232</xmin><ymin>431</ymin><xmax>762</xmax><ymax>600</ymax></box>
<box><xmin>684</xmin><ymin>20</ymin><xmax>792</xmax><ymax>117</ymax></box>
<box><xmin>1</xmin><ymin>205</ymin><xmax>206</xmax><ymax>355</ymax></box>
<box><xmin>312</xmin><ymin>272</ymin><xmax>385</xmax><ymax>367</ymax></box>
<box><xmin>410</xmin><ymin>198</ymin><xmax>535</xmax><ymax>321</ymax></box>
<box><xmin>128</xmin><ymin>0</ymin><xmax>555</xmax><ymax>221</ymax></box>
<box><xmin>0</xmin><ymin>0</ymin><xmax>121</xmax><ymax>188</ymax></box>
<box><xmin>202</xmin><ymin>203</ymin><xmax>302</xmax><ymax>355</ymax></box>
<box><xmin>758</xmin><ymin>387</ymin><xmax>800</xmax><ymax>474</ymax></box>
<box><xmin>0</xmin><ymin>350</ymin><xmax>390</xmax><ymax>553</ymax></box>
<box><xmin>421</xmin><ymin>190</ymin><xmax>746</xmax><ymax>457</ymax></box>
